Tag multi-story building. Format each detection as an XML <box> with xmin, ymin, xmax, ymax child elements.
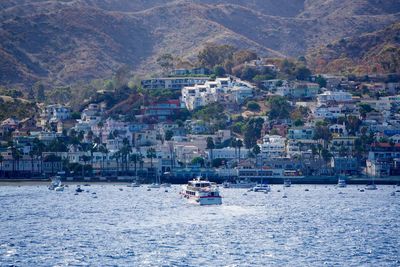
<box><xmin>317</xmin><ymin>90</ymin><xmax>353</xmax><ymax>104</ymax></box>
<box><xmin>260</xmin><ymin>134</ymin><xmax>286</xmax><ymax>159</ymax></box>
<box><xmin>181</xmin><ymin>78</ymin><xmax>253</xmax><ymax>110</ymax></box>
<box><xmin>276</xmin><ymin>81</ymin><xmax>319</xmax><ymax>99</ymax></box>
<box><xmin>141</xmin><ymin>77</ymin><xmax>210</xmax><ymax>90</ymax></box>
<box><xmin>40</xmin><ymin>104</ymin><xmax>71</xmax><ymax>126</ymax></box>
<box><xmin>287</xmin><ymin>127</ymin><xmax>315</xmax><ymax>140</ymax></box>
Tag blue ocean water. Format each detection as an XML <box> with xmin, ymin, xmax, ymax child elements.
<box><xmin>0</xmin><ymin>184</ymin><xmax>399</xmax><ymax>266</ymax></box>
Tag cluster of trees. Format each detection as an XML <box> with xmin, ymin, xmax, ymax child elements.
<box><xmin>267</xmin><ymin>96</ymin><xmax>292</xmax><ymax>120</ymax></box>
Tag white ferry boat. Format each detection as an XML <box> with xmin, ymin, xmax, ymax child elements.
<box><xmin>181</xmin><ymin>178</ymin><xmax>222</xmax><ymax>205</ymax></box>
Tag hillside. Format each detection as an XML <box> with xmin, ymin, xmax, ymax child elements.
<box><xmin>0</xmin><ymin>0</ymin><xmax>399</xmax><ymax>87</ymax></box>
<box><xmin>308</xmin><ymin>22</ymin><xmax>400</xmax><ymax>75</ymax></box>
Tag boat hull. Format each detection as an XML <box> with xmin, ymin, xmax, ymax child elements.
<box><xmin>186</xmin><ymin>195</ymin><xmax>222</xmax><ymax>205</ymax></box>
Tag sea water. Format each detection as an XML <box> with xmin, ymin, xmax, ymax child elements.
<box><xmin>0</xmin><ymin>184</ymin><xmax>399</xmax><ymax>266</ymax></box>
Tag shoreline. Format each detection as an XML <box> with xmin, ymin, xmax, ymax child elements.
<box><xmin>1</xmin><ymin>177</ymin><xmax>399</xmax><ymax>186</ymax></box>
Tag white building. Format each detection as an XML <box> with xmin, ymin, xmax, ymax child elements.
<box><xmin>312</xmin><ymin>105</ymin><xmax>345</xmax><ymax>119</ymax></box>
<box><xmin>206</xmin><ymin>147</ymin><xmax>250</xmax><ymax>160</ymax></box>
<box><xmin>40</xmin><ymin>104</ymin><xmax>71</xmax><ymax>125</ymax></box>
<box><xmin>181</xmin><ymin>78</ymin><xmax>253</xmax><ymax>110</ymax></box>
<box><xmin>260</xmin><ymin>135</ymin><xmax>286</xmax><ymax>159</ymax></box>
<box><xmin>317</xmin><ymin>90</ymin><xmax>353</xmax><ymax>105</ymax></box>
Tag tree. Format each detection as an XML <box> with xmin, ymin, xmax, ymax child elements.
<box><xmin>247</xmin><ymin>101</ymin><xmax>260</xmax><ymax>112</ymax></box>
<box><xmin>314</xmin><ymin>125</ymin><xmax>332</xmax><ymax>142</ymax></box>
<box><xmin>243</xmin><ymin>117</ymin><xmax>264</xmax><ymax>149</ymax></box>
<box><xmin>198</xmin><ymin>44</ymin><xmax>236</xmax><ymax>69</ymax></box>
<box><xmin>44</xmin><ymin>154</ymin><xmax>62</xmax><ymax>175</ymax></box>
<box><xmin>146</xmin><ymin>148</ymin><xmax>157</xmax><ymax>173</ymax></box>
<box><xmin>315</xmin><ymin>75</ymin><xmax>327</xmax><ymax>88</ymax></box>
<box><xmin>213</xmin><ymin>65</ymin><xmax>226</xmax><ymax>77</ymax></box>
<box><xmin>206</xmin><ymin>137</ymin><xmax>215</xmax><ymax>162</ymax></box>
<box><xmin>321</xmin><ymin>148</ymin><xmax>332</xmax><ymax>163</ymax></box>
<box><xmin>252</xmin><ymin>145</ymin><xmax>261</xmax><ymax>156</ymax></box>
<box><xmin>232</xmin><ymin>50</ymin><xmax>258</xmax><ymax>65</ymax></box>
<box><xmin>212</xmin><ymin>158</ymin><xmax>226</xmax><ymax>168</ymax></box>
<box><xmin>359</xmin><ymin>103</ymin><xmax>373</xmax><ymax>118</ymax></box>
<box><xmin>11</xmin><ymin>146</ymin><xmax>22</xmax><ymax>175</ymax></box>
<box><xmin>157</xmin><ymin>54</ymin><xmax>174</xmax><ymax>73</ymax></box>
<box><xmin>130</xmin><ymin>153</ymin><xmax>141</xmax><ymax>178</ymax></box>
<box><xmin>236</xmin><ymin>139</ymin><xmax>243</xmax><ymax>165</ymax></box>
<box><xmin>98</xmin><ymin>145</ymin><xmax>108</xmax><ymax>176</ymax></box>
<box><xmin>165</xmin><ymin>130</ymin><xmax>174</xmax><ymax>141</ymax></box>
<box><xmin>267</xmin><ymin>96</ymin><xmax>292</xmax><ymax>120</ymax></box>
<box><xmin>191</xmin><ymin>157</ymin><xmax>205</xmax><ymax>167</ymax></box>
<box><xmin>240</xmin><ymin>67</ymin><xmax>257</xmax><ymax>81</ymax></box>
<box><xmin>293</xmin><ymin>119</ymin><xmax>304</xmax><ymax>126</ymax></box>
<box><xmin>0</xmin><ymin>154</ymin><xmax>3</xmax><ymax>177</ymax></box>
<box><xmin>295</xmin><ymin>66</ymin><xmax>311</xmax><ymax>81</ymax></box>
<box><xmin>346</xmin><ymin>115</ymin><xmax>361</xmax><ymax>135</ymax></box>
<box><xmin>81</xmin><ymin>155</ymin><xmax>92</xmax><ymax>177</ymax></box>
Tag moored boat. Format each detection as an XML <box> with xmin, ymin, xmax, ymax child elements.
<box><xmin>223</xmin><ymin>179</ymin><xmax>257</xmax><ymax>189</ymax></box>
<box><xmin>48</xmin><ymin>176</ymin><xmax>62</xmax><ymax>190</ymax></box>
<box><xmin>181</xmin><ymin>177</ymin><xmax>222</xmax><ymax>205</ymax></box>
<box><xmin>336</xmin><ymin>177</ymin><xmax>347</xmax><ymax>188</ymax></box>
<box><xmin>283</xmin><ymin>179</ymin><xmax>291</xmax><ymax>187</ymax></box>
<box><xmin>252</xmin><ymin>184</ymin><xmax>271</xmax><ymax>192</ymax></box>
<box><xmin>365</xmin><ymin>183</ymin><xmax>377</xmax><ymax>190</ymax></box>
<box><xmin>148</xmin><ymin>183</ymin><xmax>160</xmax><ymax>189</ymax></box>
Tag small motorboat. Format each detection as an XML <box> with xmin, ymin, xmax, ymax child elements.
<box><xmin>54</xmin><ymin>186</ymin><xmax>64</xmax><ymax>192</ymax></box>
<box><xmin>283</xmin><ymin>179</ymin><xmax>291</xmax><ymax>188</ymax></box>
<box><xmin>252</xmin><ymin>184</ymin><xmax>271</xmax><ymax>193</ymax></box>
<box><xmin>131</xmin><ymin>181</ymin><xmax>141</xmax><ymax>187</ymax></box>
<box><xmin>336</xmin><ymin>176</ymin><xmax>347</xmax><ymax>188</ymax></box>
<box><xmin>148</xmin><ymin>183</ymin><xmax>161</xmax><ymax>189</ymax></box>
<box><xmin>365</xmin><ymin>183</ymin><xmax>377</xmax><ymax>190</ymax></box>
<box><xmin>305</xmin><ymin>188</ymin><xmax>309</xmax><ymax>192</ymax></box>
<box><xmin>48</xmin><ymin>176</ymin><xmax>62</xmax><ymax>190</ymax></box>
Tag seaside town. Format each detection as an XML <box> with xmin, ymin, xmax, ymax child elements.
<box><xmin>1</xmin><ymin>58</ymin><xmax>400</xmax><ymax>185</ymax></box>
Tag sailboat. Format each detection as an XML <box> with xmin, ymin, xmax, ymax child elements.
<box><xmin>365</xmin><ymin>174</ymin><xmax>377</xmax><ymax>190</ymax></box>
<box><xmin>148</xmin><ymin>170</ymin><xmax>161</xmax><ymax>189</ymax></box>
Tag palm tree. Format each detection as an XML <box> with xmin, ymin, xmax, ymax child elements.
<box><xmin>11</xmin><ymin>146</ymin><xmax>22</xmax><ymax>177</ymax></box>
<box><xmin>29</xmin><ymin>149</ymin><xmax>35</xmax><ymax>174</ymax></box>
<box><xmin>147</xmin><ymin>148</ymin><xmax>157</xmax><ymax>180</ymax></box>
<box><xmin>237</xmin><ymin>139</ymin><xmax>243</xmax><ymax>165</ymax></box>
<box><xmin>206</xmin><ymin>137</ymin><xmax>215</xmax><ymax>166</ymax></box>
<box><xmin>121</xmin><ymin>138</ymin><xmax>132</xmax><ymax>174</ymax></box>
<box><xmin>81</xmin><ymin>155</ymin><xmax>91</xmax><ymax>177</ymax></box>
<box><xmin>113</xmin><ymin>151</ymin><xmax>121</xmax><ymax>174</ymax></box>
<box><xmin>231</xmin><ymin>138</ymin><xmax>237</xmax><ymax>162</ymax></box>
<box><xmin>130</xmin><ymin>153</ymin><xmax>141</xmax><ymax>178</ymax></box>
<box><xmin>98</xmin><ymin>145</ymin><xmax>108</xmax><ymax>176</ymax></box>
<box><xmin>33</xmin><ymin>139</ymin><xmax>46</xmax><ymax>175</ymax></box>
<box><xmin>97</xmin><ymin>121</ymin><xmax>104</xmax><ymax>144</ymax></box>
<box><xmin>0</xmin><ymin>154</ymin><xmax>3</xmax><ymax>177</ymax></box>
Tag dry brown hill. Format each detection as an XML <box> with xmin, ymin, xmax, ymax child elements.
<box><xmin>308</xmin><ymin>22</ymin><xmax>400</xmax><ymax>75</ymax></box>
<box><xmin>0</xmin><ymin>0</ymin><xmax>399</xmax><ymax>87</ymax></box>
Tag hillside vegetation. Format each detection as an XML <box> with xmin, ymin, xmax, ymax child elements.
<box><xmin>308</xmin><ymin>22</ymin><xmax>400</xmax><ymax>75</ymax></box>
